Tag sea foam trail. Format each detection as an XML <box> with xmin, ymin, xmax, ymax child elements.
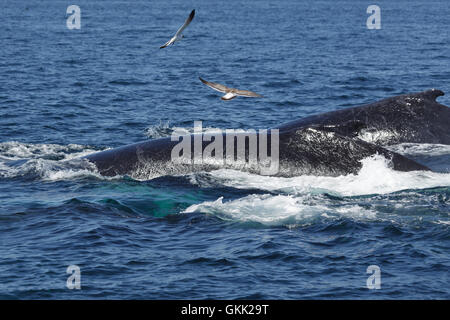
<box><xmin>0</xmin><ymin>141</ymin><xmax>109</xmax><ymax>181</ymax></box>
<box><xmin>184</xmin><ymin>194</ymin><xmax>378</xmax><ymax>226</ymax></box>
<box><xmin>0</xmin><ymin>141</ymin><xmax>99</xmax><ymax>161</ymax></box>
<box><xmin>185</xmin><ymin>154</ymin><xmax>450</xmax><ymax>226</ymax></box>
<box><xmin>190</xmin><ymin>154</ymin><xmax>450</xmax><ymax>197</ymax></box>
<box><xmin>144</xmin><ymin>122</ymin><xmax>223</xmax><ymax>139</ymax></box>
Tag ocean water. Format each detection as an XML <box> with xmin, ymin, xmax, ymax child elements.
<box><xmin>0</xmin><ymin>0</ymin><xmax>449</xmax><ymax>299</ymax></box>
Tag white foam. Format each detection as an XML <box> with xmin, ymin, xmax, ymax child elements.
<box><xmin>0</xmin><ymin>141</ymin><xmax>112</xmax><ymax>181</ymax></box>
<box><xmin>144</xmin><ymin>120</ymin><xmax>172</xmax><ymax>138</ymax></box>
<box><xmin>183</xmin><ymin>194</ymin><xmax>377</xmax><ymax>226</ymax></box>
<box><xmin>191</xmin><ymin>154</ymin><xmax>450</xmax><ymax>196</ymax></box>
<box><xmin>0</xmin><ymin>141</ymin><xmax>99</xmax><ymax>161</ymax></box>
<box><xmin>185</xmin><ymin>154</ymin><xmax>450</xmax><ymax>225</ymax></box>
<box><xmin>144</xmin><ymin>121</ymin><xmax>223</xmax><ymax>139</ymax></box>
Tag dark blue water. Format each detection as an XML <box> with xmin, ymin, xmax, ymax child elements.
<box><xmin>1</xmin><ymin>0</ymin><xmax>449</xmax><ymax>299</ymax></box>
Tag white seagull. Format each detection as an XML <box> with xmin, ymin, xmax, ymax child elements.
<box><xmin>160</xmin><ymin>9</ymin><xmax>195</xmax><ymax>49</ymax></box>
<box><xmin>199</xmin><ymin>77</ymin><xmax>263</xmax><ymax>101</ymax></box>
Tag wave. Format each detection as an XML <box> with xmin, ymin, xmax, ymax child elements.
<box><xmin>183</xmin><ymin>194</ymin><xmax>378</xmax><ymax>226</ymax></box>
<box><xmin>184</xmin><ymin>154</ymin><xmax>450</xmax><ymax>226</ymax></box>
<box><xmin>0</xmin><ymin>141</ymin><xmax>108</xmax><ymax>181</ymax></box>
<box><xmin>144</xmin><ymin>120</ymin><xmax>172</xmax><ymax>139</ymax></box>
<box><xmin>0</xmin><ymin>141</ymin><xmax>98</xmax><ymax>161</ymax></box>
<box><xmin>189</xmin><ymin>155</ymin><xmax>450</xmax><ymax>197</ymax></box>
<box><xmin>144</xmin><ymin>121</ymin><xmax>223</xmax><ymax>139</ymax></box>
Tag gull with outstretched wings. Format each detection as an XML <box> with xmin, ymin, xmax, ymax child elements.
<box><xmin>199</xmin><ymin>77</ymin><xmax>263</xmax><ymax>100</ymax></box>
<box><xmin>160</xmin><ymin>10</ymin><xmax>195</xmax><ymax>49</ymax></box>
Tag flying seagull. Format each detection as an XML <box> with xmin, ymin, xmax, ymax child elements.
<box><xmin>199</xmin><ymin>77</ymin><xmax>263</xmax><ymax>101</ymax></box>
<box><xmin>160</xmin><ymin>9</ymin><xmax>195</xmax><ymax>49</ymax></box>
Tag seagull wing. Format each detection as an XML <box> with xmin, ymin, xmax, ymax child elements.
<box><xmin>199</xmin><ymin>77</ymin><xmax>230</xmax><ymax>93</ymax></box>
<box><xmin>160</xmin><ymin>10</ymin><xmax>195</xmax><ymax>49</ymax></box>
<box><xmin>160</xmin><ymin>37</ymin><xmax>175</xmax><ymax>49</ymax></box>
<box><xmin>234</xmin><ymin>89</ymin><xmax>263</xmax><ymax>98</ymax></box>
<box><xmin>175</xmin><ymin>9</ymin><xmax>195</xmax><ymax>36</ymax></box>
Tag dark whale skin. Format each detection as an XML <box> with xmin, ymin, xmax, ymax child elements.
<box><xmin>277</xmin><ymin>89</ymin><xmax>450</xmax><ymax>146</ymax></box>
<box><xmin>84</xmin><ymin>90</ymin><xmax>447</xmax><ymax>179</ymax></box>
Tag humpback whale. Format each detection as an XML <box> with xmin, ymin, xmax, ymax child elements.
<box><xmin>84</xmin><ymin>89</ymin><xmax>449</xmax><ymax>180</ymax></box>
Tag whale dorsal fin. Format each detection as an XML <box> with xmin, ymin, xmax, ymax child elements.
<box><xmin>419</xmin><ymin>88</ymin><xmax>444</xmax><ymax>101</ymax></box>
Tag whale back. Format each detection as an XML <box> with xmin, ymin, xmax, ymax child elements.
<box><xmin>277</xmin><ymin>89</ymin><xmax>450</xmax><ymax>145</ymax></box>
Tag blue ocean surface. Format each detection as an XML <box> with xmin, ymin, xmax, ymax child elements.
<box><xmin>0</xmin><ymin>0</ymin><xmax>449</xmax><ymax>299</ymax></box>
